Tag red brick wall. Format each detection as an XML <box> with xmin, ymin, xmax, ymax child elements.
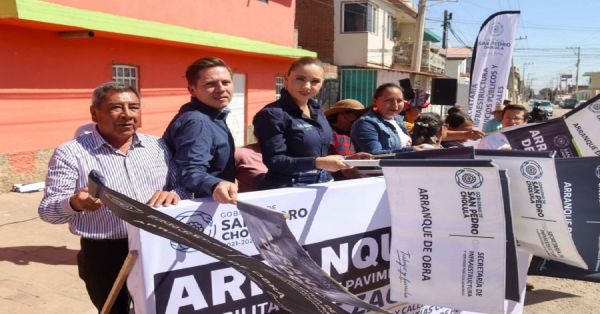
<box><xmin>296</xmin><ymin>0</ymin><xmax>335</xmax><ymax>63</ymax></box>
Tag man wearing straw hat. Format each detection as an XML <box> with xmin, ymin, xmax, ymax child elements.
<box><xmin>483</xmin><ymin>103</ymin><xmax>505</xmax><ymax>133</ymax></box>
<box><xmin>325</xmin><ymin>99</ymin><xmax>366</xmax><ymax>156</ymax></box>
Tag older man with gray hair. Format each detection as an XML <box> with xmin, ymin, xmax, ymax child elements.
<box><xmin>39</xmin><ymin>82</ymin><xmax>186</xmax><ymax>313</ymax></box>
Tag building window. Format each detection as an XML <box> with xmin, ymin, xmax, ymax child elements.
<box><xmin>112</xmin><ymin>64</ymin><xmax>139</xmax><ymax>91</ymax></box>
<box><xmin>342</xmin><ymin>2</ymin><xmax>376</xmax><ymax>33</ymax></box>
<box><xmin>387</xmin><ymin>14</ymin><xmax>397</xmax><ymax>40</ymax></box>
<box><xmin>275</xmin><ymin>76</ymin><xmax>285</xmax><ymax>99</ymax></box>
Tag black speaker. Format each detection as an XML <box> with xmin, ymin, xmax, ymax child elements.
<box><xmin>398</xmin><ymin>78</ymin><xmax>415</xmax><ymax>101</ymax></box>
<box><xmin>430</xmin><ymin>78</ymin><xmax>457</xmax><ymax>105</ymax></box>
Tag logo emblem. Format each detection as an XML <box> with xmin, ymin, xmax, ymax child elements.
<box><xmin>588</xmin><ymin>102</ymin><xmax>600</xmax><ymax>113</ymax></box>
<box><xmin>455</xmin><ymin>168</ymin><xmax>484</xmax><ymax>189</ymax></box>
<box><xmin>520</xmin><ymin>160</ymin><xmax>543</xmax><ymax>180</ymax></box>
<box><xmin>490</xmin><ymin>22</ymin><xmax>504</xmax><ymax>36</ymax></box>
<box><xmin>553</xmin><ymin>135</ymin><xmax>571</xmax><ymax>148</ymax></box>
<box><xmin>595</xmin><ymin>165</ymin><xmax>600</xmax><ymax>179</ymax></box>
<box><xmin>170</xmin><ymin>211</ymin><xmax>216</xmax><ymax>252</ymax></box>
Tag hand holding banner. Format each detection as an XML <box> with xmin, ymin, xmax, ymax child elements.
<box><xmin>87</xmin><ymin>170</ymin><xmax>345</xmax><ymax>314</ymax></box>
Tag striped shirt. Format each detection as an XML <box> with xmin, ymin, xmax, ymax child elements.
<box><xmin>38</xmin><ymin>128</ymin><xmax>186</xmax><ymax>240</ymax></box>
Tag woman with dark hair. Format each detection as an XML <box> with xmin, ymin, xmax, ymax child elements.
<box><xmin>350</xmin><ymin>83</ymin><xmax>415</xmax><ymax>154</ymax></box>
<box><xmin>442</xmin><ymin>111</ymin><xmax>474</xmax><ymax>148</ymax></box>
<box><xmin>253</xmin><ymin>57</ymin><xmax>352</xmax><ymax>189</ymax></box>
<box><xmin>411</xmin><ymin>112</ymin><xmax>445</xmax><ymax>148</ymax></box>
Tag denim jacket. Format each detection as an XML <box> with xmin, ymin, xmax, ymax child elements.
<box><xmin>350</xmin><ymin>110</ymin><xmax>413</xmax><ymax>155</ymax></box>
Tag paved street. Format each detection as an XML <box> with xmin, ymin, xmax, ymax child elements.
<box><xmin>0</xmin><ymin>192</ymin><xmax>95</xmax><ymax>314</ymax></box>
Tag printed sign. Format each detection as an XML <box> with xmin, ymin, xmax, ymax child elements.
<box><xmin>528</xmin><ymin>157</ymin><xmax>600</xmax><ymax>282</ymax></box>
<box><xmin>474</xmin><ymin>150</ymin><xmax>587</xmax><ymax>269</ymax></box>
<box><xmin>382</xmin><ymin>159</ymin><xmax>508</xmax><ymax>313</ymax></box>
<box><xmin>503</xmin><ymin>119</ymin><xmax>577</xmax><ymax>158</ymax></box>
<box><xmin>235</xmin><ymin>201</ymin><xmax>385</xmax><ymax>313</ymax></box>
<box><xmin>468</xmin><ymin>11</ymin><xmax>521</xmax><ymax>129</ymax></box>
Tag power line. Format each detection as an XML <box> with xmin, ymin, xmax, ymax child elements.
<box><xmin>448</xmin><ymin>23</ymin><xmax>470</xmax><ymax>47</ymax></box>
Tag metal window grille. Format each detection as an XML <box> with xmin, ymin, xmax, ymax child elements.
<box><xmin>275</xmin><ymin>76</ymin><xmax>285</xmax><ymax>99</ymax></box>
<box><xmin>112</xmin><ymin>64</ymin><xmax>139</xmax><ymax>91</ymax></box>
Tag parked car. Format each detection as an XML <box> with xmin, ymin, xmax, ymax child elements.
<box><xmin>533</xmin><ymin>100</ymin><xmax>553</xmax><ymax>116</ymax></box>
<box><xmin>559</xmin><ymin>98</ymin><xmax>577</xmax><ymax>109</ymax></box>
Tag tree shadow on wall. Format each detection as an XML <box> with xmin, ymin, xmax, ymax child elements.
<box><xmin>0</xmin><ymin>245</ymin><xmax>78</xmax><ymax>265</ymax></box>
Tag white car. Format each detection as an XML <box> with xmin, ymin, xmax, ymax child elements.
<box><xmin>533</xmin><ymin>100</ymin><xmax>553</xmax><ymax>116</ymax></box>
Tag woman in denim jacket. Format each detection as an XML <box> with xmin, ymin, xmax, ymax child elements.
<box><xmin>351</xmin><ymin>83</ymin><xmax>415</xmax><ymax>155</ymax></box>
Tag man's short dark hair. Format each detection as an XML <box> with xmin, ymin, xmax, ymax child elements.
<box><xmin>185</xmin><ymin>56</ymin><xmax>232</xmax><ymax>86</ymax></box>
<box><xmin>445</xmin><ymin>111</ymin><xmax>472</xmax><ymax>129</ymax></box>
<box><xmin>92</xmin><ymin>82</ymin><xmax>139</xmax><ymax>107</ymax></box>
<box><xmin>446</xmin><ymin>105</ymin><xmax>464</xmax><ymax>116</ymax></box>
<box><xmin>502</xmin><ymin>104</ymin><xmax>528</xmax><ymax>119</ymax></box>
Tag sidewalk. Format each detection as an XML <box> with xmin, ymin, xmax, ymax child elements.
<box><xmin>0</xmin><ymin>191</ymin><xmax>598</xmax><ymax>314</ymax></box>
<box><xmin>0</xmin><ymin>191</ymin><xmax>95</xmax><ymax>314</ymax></box>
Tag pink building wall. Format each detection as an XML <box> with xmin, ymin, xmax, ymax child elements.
<box><xmin>46</xmin><ymin>0</ymin><xmax>296</xmax><ymax>47</ymax></box>
<box><xmin>0</xmin><ymin>24</ymin><xmax>289</xmax><ymax>154</ymax></box>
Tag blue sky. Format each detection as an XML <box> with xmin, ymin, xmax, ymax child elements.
<box><xmin>420</xmin><ymin>0</ymin><xmax>600</xmax><ymax>92</ymax></box>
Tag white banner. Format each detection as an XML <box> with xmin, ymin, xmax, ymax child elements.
<box><xmin>126</xmin><ymin>177</ymin><xmax>527</xmax><ymax>314</ymax></box>
<box><xmin>382</xmin><ymin>160</ymin><xmax>507</xmax><ymax>313</ymax></box>
<box><xmin>474</xmin><ymin>151</ymin><xmax>587</xmax><ymax>269</ymax></box>
<box><xmin>468</xmin><ymin>11</ymin><xmax>520</xmax><ymax>130</ymax></box>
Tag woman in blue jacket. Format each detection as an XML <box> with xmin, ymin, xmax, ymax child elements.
<box><xmin>253</xmin><ymin>57</ymin><xmax>351</xmax><ymax>189</ymax></box>
<box><xmin>351</xmin><ymin>83</ymin><xmax>415</xmax><ymax>155</ymax></box>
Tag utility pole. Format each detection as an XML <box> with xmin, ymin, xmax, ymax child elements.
<box><xmin>521</xmin><ymin>62</ymin><xmax>532</xmax><ymax>101</ymax></box>
<box><xmin>411</xmin><ymin>0</ymin><xmax>427</xmax><ymax>73</ymax></box>
<box><xmin>567</xmin><ymin>46</ymin><xmax>581</xmax><ymax>93</ymax></box>
<box><xmin>442</xmin><ymin>10</ymin><xmax>452</xmax><ymax>49</ymax></box>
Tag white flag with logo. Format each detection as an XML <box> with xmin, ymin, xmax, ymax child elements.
<box><xmin>475</xmin><ymin>150</ymin><xmax>587</xmax><ymax>269</ymax></box>
<box><xmin>382</xmin><ymin>160</ymin><xmax>507</xmax><ymax>313</ymax></box>
<box><xmin>468</xmin><ymin>11</ymin><xmax>520</xmax><ymax>130</ymax></box>
<box><xmin>564</xmin><ymin>98</ymin><xmax>600</xmax><ymax>156</ymax></box>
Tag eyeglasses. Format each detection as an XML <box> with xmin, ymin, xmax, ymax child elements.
<box><xmin>503</xmin><ymin>115</ymin><xmax>524</xmax><ymax>121</ymax></box>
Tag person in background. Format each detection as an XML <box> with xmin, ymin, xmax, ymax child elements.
<box><xmin>39</xmin><ymin>82</ymin><xmax>185</xmax><ymax>313</ymax></box>
<box><xmin>400</xmin><ymin>98</ymin><xmax>429</xmax><ymax>134</ymax></box>
<box><xmin>442</xmin><ymin>111</ymin><xmax>474</xmax><ymax>148</ymax></box>
<box><xmin>411</xmin><ymin>112</ymin><xmax>445</xmax><ymax>149</ymax></box>
<box><xmin>446</xmin><ymin>105</ymin><xmax>466</xmax><ymax>116</ymax></box>
<box><xmin>440</xmin><ymin>104</ymin><xmax>485</xmax><ymax>144</ymax></box>
<box><xmin>253</xmin><ymin>57</ymin><xmax>351</xmax><ymax>189</ymax></box>
<box><xmin>324</xmin><ymin>99</ymin><xmax>372</xmax><ymax>180</ymax></box>
<box><xmin>482</xmin><ymin>104</ymin><xmax>505</xmax><ymax>133</ymax></box>
<box><xmin>234</xmin><ymin>139</ymin><xmax>268</xmax><ymax>193</ymax></box>
<box><xmin>163</xmin><ymin>56</ymin><xmax>238</xmax><ymax>204</ymax></box>
<box><xmin>477</xmin><ymin>104</ymin><xmax>529</xmax><ymax>150</ymax></box>
<box><xmin>351</xmin><ymin>83</ymin><xmax>416</xmax><ymax>155</ymax></box>
<box><xmin>325</xmin><ymin>99</ymin><xmax>366</xmax><ymax>156</ymax></box>
<box><xmin>501</xmin><ymin>104</ymin><xmax>529</xmax><ymax>128</ymax></box>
